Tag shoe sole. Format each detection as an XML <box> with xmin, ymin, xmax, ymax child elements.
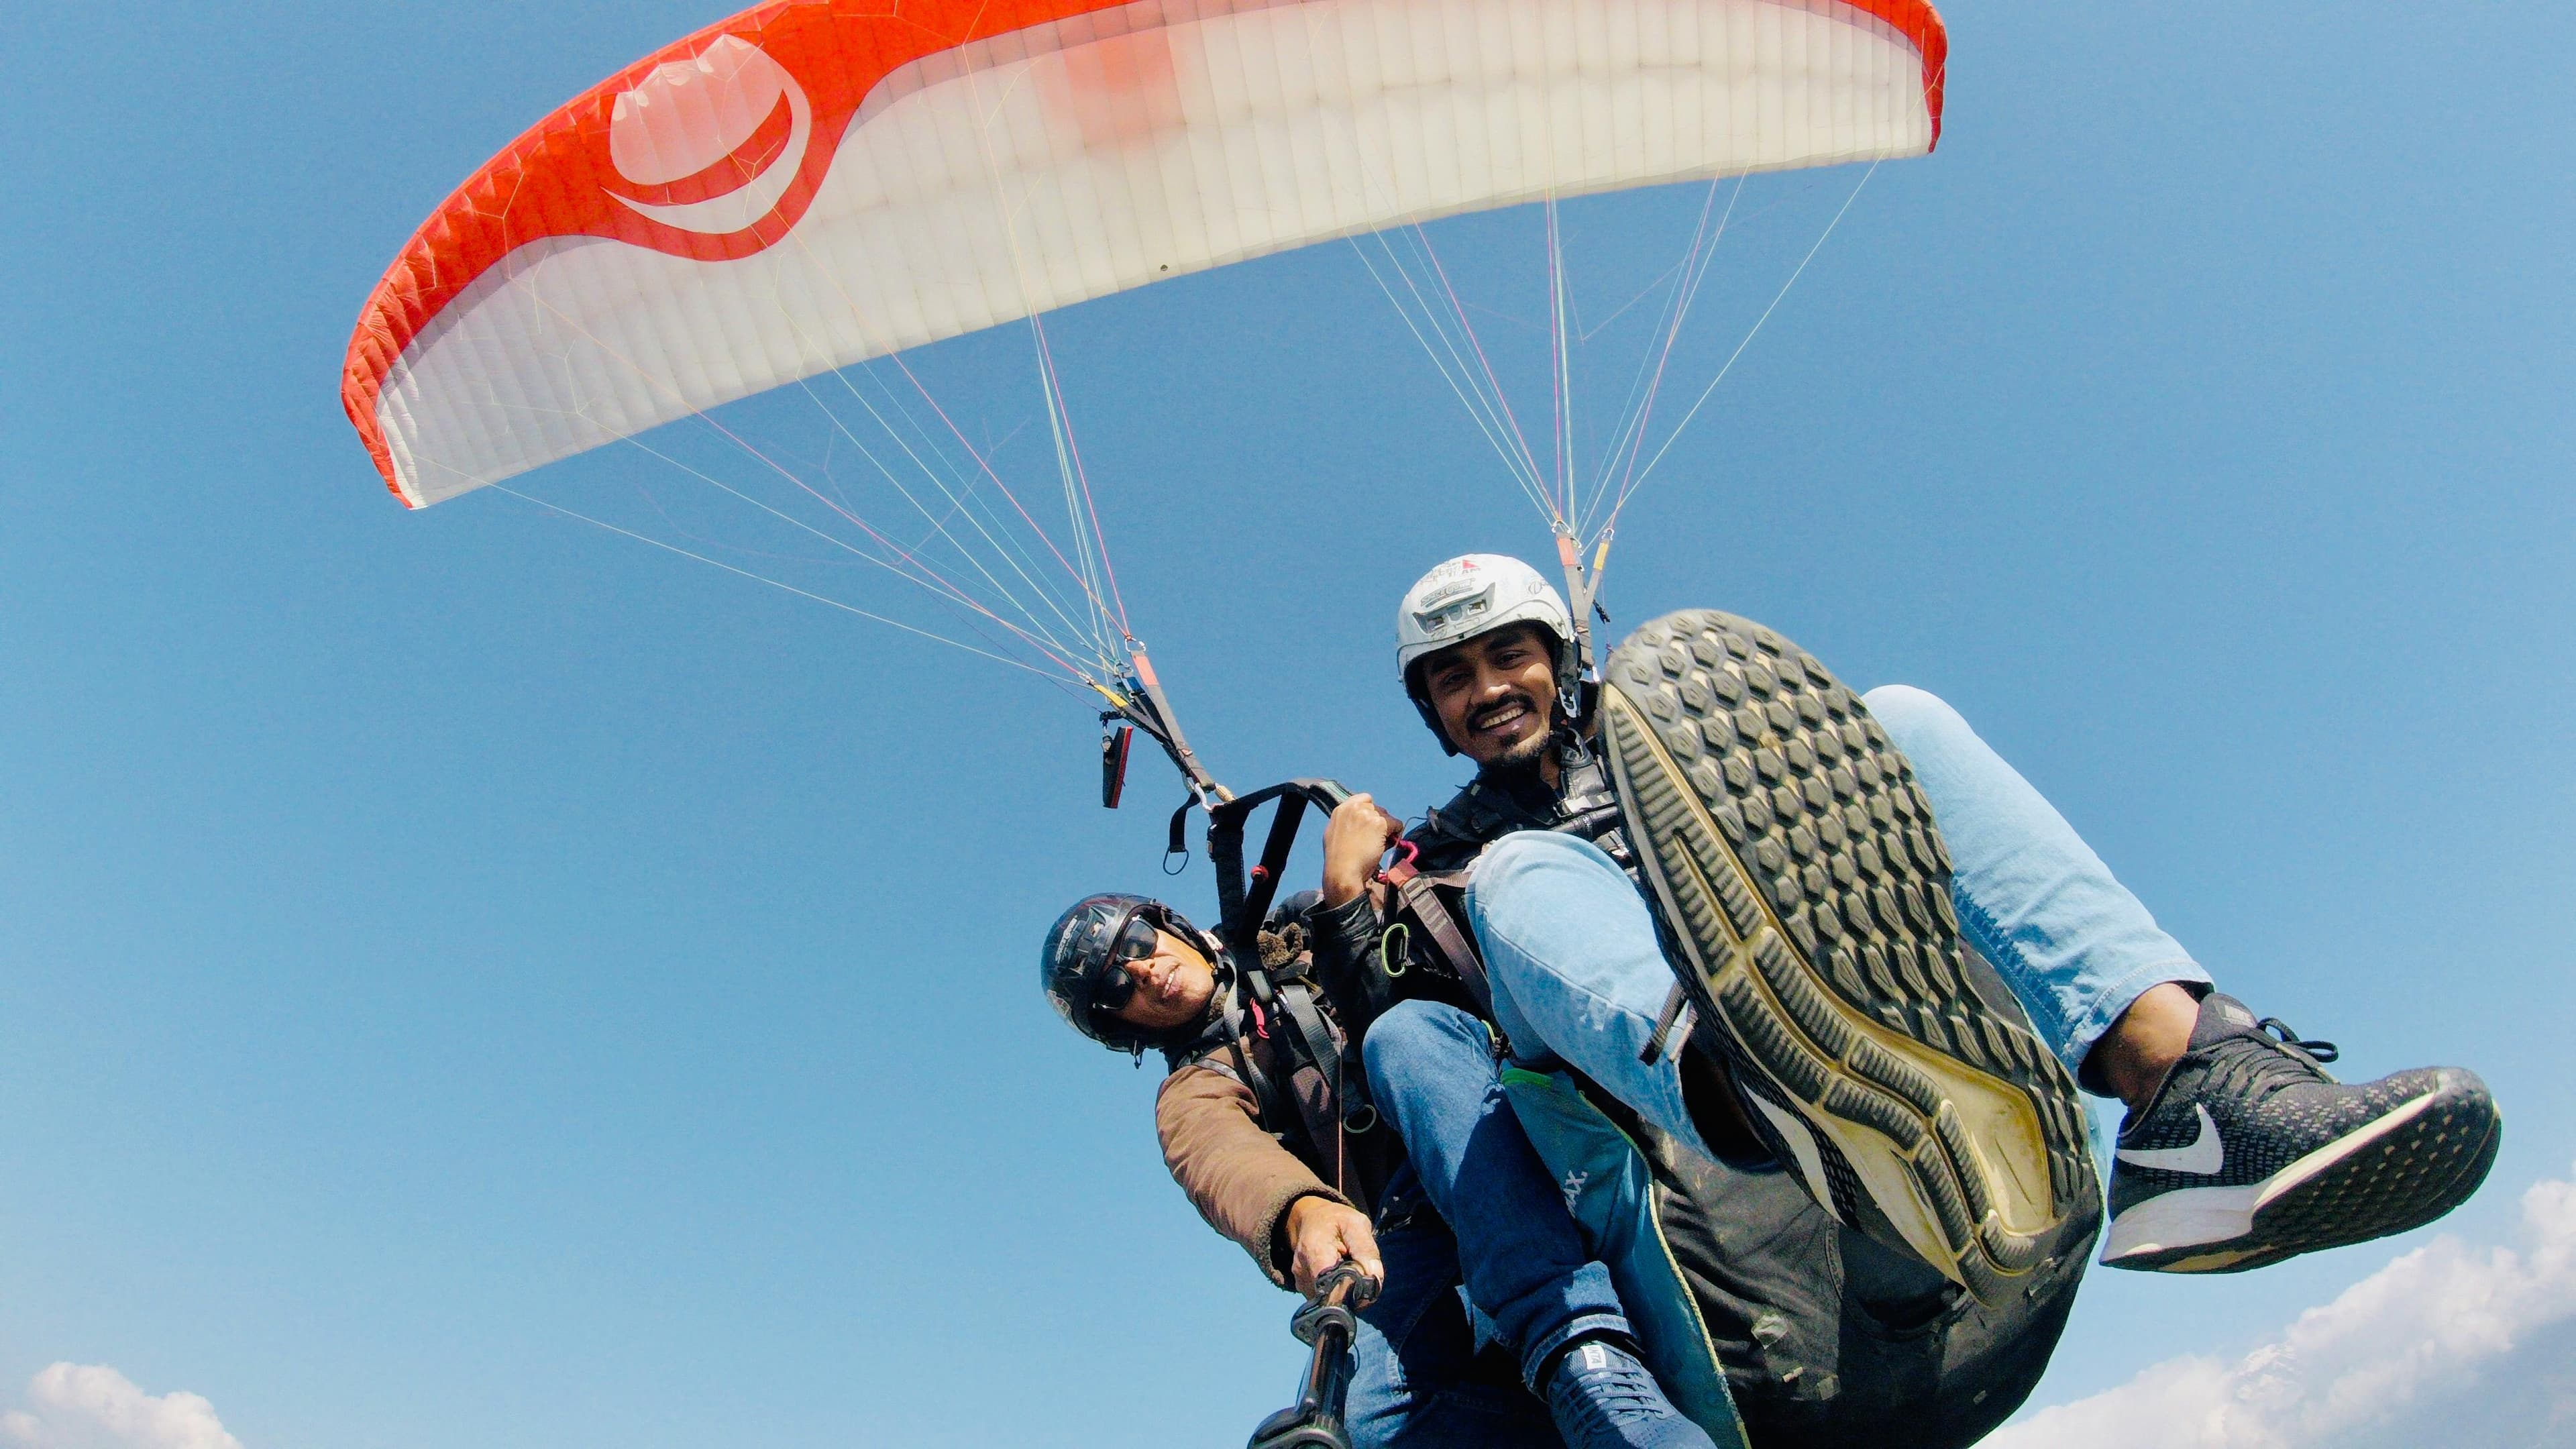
<box><xmin>2103</xmin><ymin>1067</ymin><xmax>2503</xmax><ymax>1273</ymax></box>
<box><xmin>1599</xmin><ymin>609</ymin><xmax>2098</xmax><ymax>1305</ymax></box>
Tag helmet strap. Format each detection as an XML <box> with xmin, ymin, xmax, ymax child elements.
<box><xmin>1552</xmin><ymin>720</ymin><xmax>1593</xmax><ymax>781</ymax></box>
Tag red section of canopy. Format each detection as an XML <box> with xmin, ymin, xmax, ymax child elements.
<box><xmin>341</xmin><ymin>0</ymin><xmax>1947</xmax><ymax>505</ymax></box>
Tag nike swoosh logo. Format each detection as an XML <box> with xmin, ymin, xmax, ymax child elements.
<box><xmin>2117</xmin><ymin>1103</ymin><xmax>2226</xmax><ymax>1175</ymax></box>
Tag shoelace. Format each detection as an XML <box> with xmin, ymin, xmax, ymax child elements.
<box><xmin>2257</xmin><ymin>1018</ymin><xmax>2340</xmax><ymax>1065</ymax></box>
<box><xmin>1556</xmin><ymin>1352</ymin><xmax>1668</xmax><ymax>1420</ymax></box>
<box><xmin>2200</xmin><ymin>1018</ymin><xmax>2345</xmax><ymax>1106</ymax></box>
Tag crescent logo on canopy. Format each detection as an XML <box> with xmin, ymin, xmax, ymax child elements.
<box><xmin>602</xmin><ymin>35</ymin><xmax>814</xmax><ymax>239</ymax></box>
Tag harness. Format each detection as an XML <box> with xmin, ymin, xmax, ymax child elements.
<box><xmin>1413</xmin><ymin>731</ymin><xmax>1635</xmax><ymax>872</ymax></box>
<box><xmin>1155</xmin><ymin>755</ymin><xmax>1683</xmax><ymax>1204</ymax></box>
<box><xmin>1387</xmin><ymin>740</ymin><xmax>1764</xmax><ymax>1445</ymax></box>
<box><xmin>1401</xmin><ymin>732</ymin><xmax>1638</xmax><ymax>1005</ymax></box>
<box><xmin>1397</xmin><ymin>735</ymin><xmax>1696</xmax><ymax>1065</ymax></box>
<box><xmin>1375</xmin><ymin>859</ymin><xmax>1491</xmax><ymax>1019</ymax></box>
<box><xmin>1170</xmin><ymin>781</ymin><xmax>1387</xmax><ymax>1205</ymax></box>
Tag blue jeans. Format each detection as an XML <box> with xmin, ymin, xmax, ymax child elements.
<box><xmin>1343</xmin><ymin>998</ymin><xmax>1635</xmax><ymax>1447</ymax></box>
<box><xmin>1341</xmin><ymin>1191</ymin><xmax>1562</xmax><ymax>1449</ymax></box>
<box><xmin>1864</xmin><ymin>686</ymin><xmax>2211</xmax><ymax>1079</ymax></box>
<box><xmin>1466</xmin><ymin>686</ymin><xmax>2212</xmax><ymax>1122</ymax></box>
<box><xmin>1468</xmin><ymin>830</ymin><xmax>1719</xmax><ymax>1155</ymax></box>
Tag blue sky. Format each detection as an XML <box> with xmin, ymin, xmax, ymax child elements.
<box><xmin>1</xmin><ymin>3</ymin><xmax>2569</xmax><ymax>1447</ymax></box>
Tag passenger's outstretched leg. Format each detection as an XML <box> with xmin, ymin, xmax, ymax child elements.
<box><xmin>1363</xmin><ymin>998</ymin><xmax>1717</xmax><ymax>1449</ymax></box>
<box><xmin>1458</xmin><ymin>834</ymin><xmax>1714</xmax><ymax>1155</ymax></box>
<box><xmin>1594</xmin><ymin>610</ymin><xmax>2100</xmax><ymax>1305</ymax></box>
<box><xmin>1866</xmin><ymin>684</ymin><xmax>2502</xmax><ymax>1273</ymax></box>
<box><xmin>1860</xmin><ymin>685</ymin><xmax>2208</xmax><ymax>1085</ymax></box>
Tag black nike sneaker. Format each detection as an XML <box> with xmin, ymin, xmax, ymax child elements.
<box><xmin>2100</xmin><ymin>992</ymin><xmax>2502</xmax><ymax>1273</ymax></box>
<box><xmin>1597</xmin><ymin>609</ymin><xmax>2100</xmax><ymax>1307</ymax></box>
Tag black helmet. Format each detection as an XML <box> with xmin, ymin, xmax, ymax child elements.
<box><xmin>1040</xmin><ymin>894</ymin><xmax>1216</xmax><ymax>1054</ymax></box>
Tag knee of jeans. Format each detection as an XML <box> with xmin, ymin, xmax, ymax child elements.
<box><xmin>1479</xmin><ymin>826</ymin><xmax>1588</xmax><ymax>877</ymax></box>
<box><xmin>1470</xmin><ymin>829</ymin><xmax>1626</xmax><ymax>944</ymax></box>
<box><xmin>1862</xmin><ymin>683</ymin><xmax>1971</xmax><ymax>759</ymax></box>
<box><xmin>1362</xmin><ymin>998</ymin><xmax>1484</xmax><ymax>1102</ymax></box>
<box><xmin>1470</xmin><ymin>830</ymin><xmax>1610</xmax><ymax>919</ymax></box>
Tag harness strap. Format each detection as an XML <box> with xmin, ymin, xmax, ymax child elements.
<box><xmin>1640</xmin><ymin>983</ymin><xmax>1695</xmax><ymax>1066</ymax></box>
<box><xmin>1174</xmin><ymin>947</ymin><xmax>1373</xmax><ymax>1210</ymax></box>
<box><xmin>1281</xmin><ymin>977</ymin><xmax>1372</xmax><ymax>1119</ymax></box>
<box><xmin>1238</xmin><ymin>795</ymin><xmax>1311</xmax><ymax>955</ymax></box>
<box><xmin>1394</xmin><ymin>870</ymin><xmax>1493</xmax><ymax>1020</ymax></box>
<box><xmin>1209</xmin><ymin>804</ymin><xmax>1250</xmax><ymax>940</ymax></box>
<box><xmin>1207</xmin><ymin>780</ymin><xmax>1353</xmax><ymax>963</ymax></box>
<box><xmin>1273</xmin><ymin>977</ymin><xmax>1370</xmax><ymax>1195</ymax></box>
<box><xmin>1216</xmin><ymin>979</ymin><xmax>1286</xmax><ymax>1132</ymax></box>
<box><xmin>1165</xmin><ymin>796</ymin><xmax>1196</xmax><ymax>872</ymax></box>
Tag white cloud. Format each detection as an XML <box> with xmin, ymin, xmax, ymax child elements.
<box><xmin>0</xmin><ymin>1365</ymin><xmax>241</xmax><ymax>1449</ymax></box>
<box><xmin>1983</xmin><ymin>1165</ymin><xmax>2576</xmax><ymax>1448</ymax></box>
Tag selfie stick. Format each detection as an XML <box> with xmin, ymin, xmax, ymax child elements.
<box><xmin>1245</xmin><ymin>1262</ymin><xmax>1380</xmax><ymax>1449</ymax></box>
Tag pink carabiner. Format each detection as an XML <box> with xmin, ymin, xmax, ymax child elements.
<box><xmin>1375</xmin><ymin>838</ymin><xmax>1421</xmax><ymax>883</ymax></box>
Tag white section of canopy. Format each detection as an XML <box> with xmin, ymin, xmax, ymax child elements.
<box><xmin>376</xmin><ymin>0</ymin><xmax>1929</xmax><ymax>506</ymax></box>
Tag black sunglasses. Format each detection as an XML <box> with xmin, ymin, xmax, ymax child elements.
<box><xmin>1088</xmin><ymin>910</ymin><xmax>1167</xmax><ymax>1014</ymax></box>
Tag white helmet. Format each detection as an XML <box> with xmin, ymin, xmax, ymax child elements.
<box><xmin>1395</xmin><ymin>553</ymin><xmax>1576</xmax><ymax>751</ymax></box>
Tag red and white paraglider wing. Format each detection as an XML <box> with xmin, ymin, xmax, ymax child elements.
<box><xmin>343</xmin><ymin>0</ymin><xmax>1945</xmax><ymax>508</ymax></box>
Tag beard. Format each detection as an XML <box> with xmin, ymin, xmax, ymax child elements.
<box><xmin>1487</xmin><ymin>724</ymin><xmax>1557</xmax><ymax>771</ymax></box>
<box><xmin>1469</xmin><ymin>694</ymin><xmax>1562</xmax><ymax>776</ymax></box>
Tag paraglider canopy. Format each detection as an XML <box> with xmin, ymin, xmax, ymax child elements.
<box><xmin>343</xmin><ymin>0</ymin><xmax>1946</xmax><ymax>804</ymax></box>
<box><xmin>344</xmin><ymin>0</ymin><xmax>1944</xmax><ymax>506</ymax></box>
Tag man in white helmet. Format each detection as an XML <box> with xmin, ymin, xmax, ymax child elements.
<box><xmin>1289</xmin><ymin>553</ymin><xmax>2502</xmax><ymax>1443</ymax></box>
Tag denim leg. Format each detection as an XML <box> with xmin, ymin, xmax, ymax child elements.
<box><xmin>1462</xmin><ymin>830</ymin><xmax>1716</xmax><ymax>1161</ymax></box>
<box><xmin>1342</xmin><ymin>1168</ymin><xmax>1568</xmax><ymax>1448</ymax></box>
<box><xmin>1343</xmin><ymin>1314</ymin><xmax>1564</xmax><ymax>1449</ymax></box>
<box><xmin>1865</xmin><ymin>685</ymin><xmax>2213</xmax><ymax>1083</ymax></box>
<box><xmin>1363</xmin><ymin>998</ymin><xmax>1632</xmax><ymax>1389</ymax></box>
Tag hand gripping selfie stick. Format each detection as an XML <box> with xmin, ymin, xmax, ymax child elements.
<box><xmin>1246</xmin><ymin>1263</ymin><xmax>1381</xmax><ymax>1449</ymax></box>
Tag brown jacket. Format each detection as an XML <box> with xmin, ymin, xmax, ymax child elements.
<box><xmin>1154</xmin><ymin>910</ymin><xmax>1413</xmax><ymax>1288</ymax></box>
<box><xmin>1154</xmin><ymin>1047</ymin><xmax>1354</xmax><ymax>1287</ymax></box>
<box><xmin>1159</xmin><ymin>959</ymin><xmax>1411</xmax><ymax>1284</ymax></box>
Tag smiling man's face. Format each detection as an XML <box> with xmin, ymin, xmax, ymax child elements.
<box><xmin>1418</xmin><ymin>623</ymin><xmax>1562</xmax><ymax>769</ymax></box>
